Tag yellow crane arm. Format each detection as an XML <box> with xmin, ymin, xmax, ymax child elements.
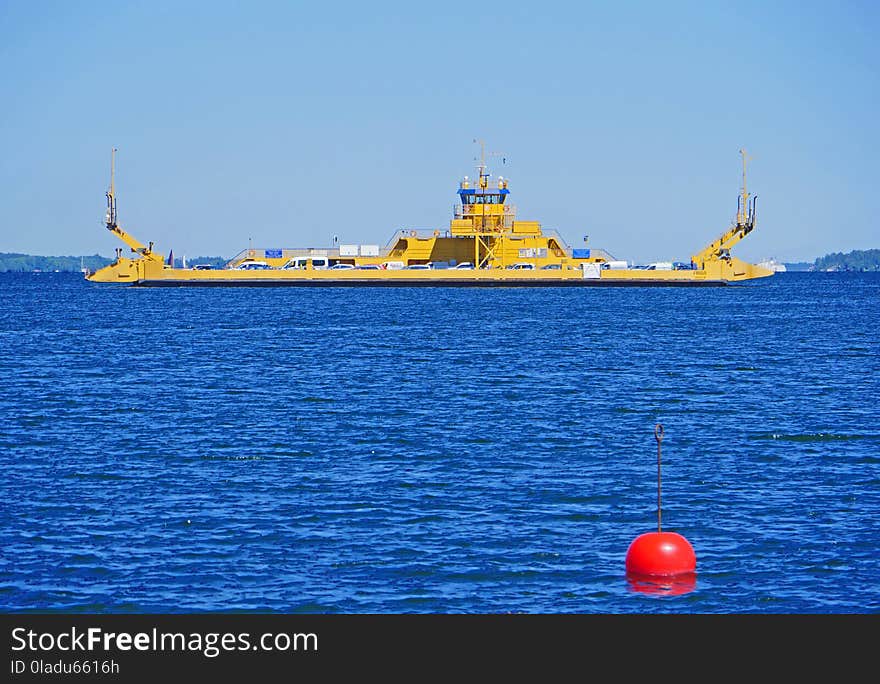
<box><xmin>106</xmin><ymin>223</ymin><xmax>164</xmax><ymax>263</ymax></box>
<box><xmin>691</xmin><ymin>216</ymin><xmax>755</xmax><ymax>266</ymax></box>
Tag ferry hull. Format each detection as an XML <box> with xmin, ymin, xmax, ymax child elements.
<box><xmin>87</xmin><ymin>254</ymin><xmax>772</xmax><ymax>286</ymax></box>
<box><xmin>87</xmin><ymin>258</ymin><xmax>773</xmax><ymax>287</ymax></box>
<box><xmin>133</xmin><ymin>277</ymin><xmax>731</xmax><ymax>287</ymax></box>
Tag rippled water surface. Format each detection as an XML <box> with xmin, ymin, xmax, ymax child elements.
<box><xmin>1</xmin><ymin>272</ymin><xmax>878</xmax><ymax>613</ymax></box>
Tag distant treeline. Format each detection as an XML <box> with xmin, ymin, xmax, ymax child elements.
<box><xmin>812</xmin><ymin>249</ymin><xmax>880</xmax><ymax>272</ymax></box>
<box><xmin>0</xmin><ymin>253</ymin><xmax>229</xmax><ymax>272</ymax></box>
<box><xmin>0</xmin><ymin>253</ymin><xmax>112</xmax><ymax>272</ymax></box>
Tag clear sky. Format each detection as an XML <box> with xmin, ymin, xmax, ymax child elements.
<box><xmin>1</xmin><ymin>1</ymin><xmax>877</xmax><ymax>263</ymax></box>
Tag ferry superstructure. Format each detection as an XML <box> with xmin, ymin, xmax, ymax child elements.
<box><xmin>86</xmin><ymin>145</ymin><xmax>773</xmax><ymax>286</ymax></box>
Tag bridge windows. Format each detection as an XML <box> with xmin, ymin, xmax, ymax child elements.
<box><xmin>460</xmin><ymin>193</ymin><xmax>505</xmax><ymax>205</ymax></box>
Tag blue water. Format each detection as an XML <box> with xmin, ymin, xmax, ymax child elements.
<box><xmin>1</xmin><ymin>272</ymin><xmax>878</xmax><ymax>613</ymax></box>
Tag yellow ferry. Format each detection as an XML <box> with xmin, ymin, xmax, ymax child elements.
<box><xmin>86</xmin><ymin>145</ymin><xmax>772</xmax><ymax>286</ymax></box>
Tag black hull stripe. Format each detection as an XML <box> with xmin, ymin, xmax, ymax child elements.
<box><xmin>134</xmin><ymin>279</ymin><xmax>728</xmax><ymax>288</ymax></box>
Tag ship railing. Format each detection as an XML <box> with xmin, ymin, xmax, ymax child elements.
<box><xmin>223</xmin><ymin>232</ymin><xmax>617</xmax><ymax>268</ymax></box>
<box><xmin>531</xmin><ymin>228</ymin><xmax>617</xmax><ymax>262</ymax></box>
<box><xmin>225</xmin><ymin>247</ymin><xmax>344</xmax><ymax>267</ymax></box>
<box><xmin>582</xmin><ymin>247</ymin><xmax>616</xmax><ymax>261</ymax></box>
<box><xmin>540</xmin><ymin>228</ymin><xmax>569</xmax><ymax>251</ymax></box>
<box><xmin>453</xmin><ymin>203</ymin><xmax>517</xmax><ymax>220</ymax></box>
<box><xmin>383</xmin><ymin>228</ymin><xmax>456</xmax><ymax>242</ymax></box>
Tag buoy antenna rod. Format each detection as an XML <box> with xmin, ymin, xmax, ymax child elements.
<box><xmin>654</xmin><ymin>423</ymin><xmax>664</xmax><ymax>533</ymax></box>
<box><xmin>625</xmin><ymin>423</ymin><xmax>696</xmax><ymax>582</ymax></box>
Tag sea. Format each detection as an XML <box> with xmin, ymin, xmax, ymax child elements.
<box><xmin>1</xmin><ymin>272</ymin><xmax>878</xmax><ymax>614</ymax></box>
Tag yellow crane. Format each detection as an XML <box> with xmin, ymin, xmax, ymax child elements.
<box><xmin>104</xmin><ymin>148</ymin><xmax>164</xmax><ymax>265</ymax></box>
<box><xmin>691</xmin><ymin>148</ymin><xmax>758</xmax><ymax>269</ymax></box>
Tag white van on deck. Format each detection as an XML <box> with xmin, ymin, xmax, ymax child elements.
<box><xmin>282</xmin><ymin>257</ymin><xmax>329</xmax><ymax>270</ymax></box>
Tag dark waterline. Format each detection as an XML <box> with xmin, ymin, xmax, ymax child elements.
<box><xmin>1</xmin><ymin>272</ymin><xmax>878</xmax><ymax>613</ymax></box>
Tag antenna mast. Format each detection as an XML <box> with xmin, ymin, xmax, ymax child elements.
<box><xmin>106</xmin><ymin>147</ymin><xmax>118</xmax><ymax>227</ymax></box>
<box><xmin>474</xmin><ymin>138</ymin><xmax>487</xmax><ymax>188</ymax></box>
<box><xmin>737</xmin><ymin>148</ymin><xmax>750</xmax><ymax>226</ymax></box>
<box><xmin>472</xmin><ymin>139</ymin><xmax>504</xmax><ymax>189</ymax></box>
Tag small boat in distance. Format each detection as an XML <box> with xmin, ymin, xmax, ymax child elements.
<box><xmin>86</xmin><ymin>145</ymin><xmax>773</xmax><ymax>286</ymax></box>
<box><xmin>757</xmin><ymin>257</ymin><xmax>787</xmax><ymax>272</ymax></box>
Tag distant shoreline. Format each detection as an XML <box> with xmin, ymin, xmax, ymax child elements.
<box><xmin>0</xmin><ymin>253</ymin><xmax>228</xmax><ymax>272</ymax></box>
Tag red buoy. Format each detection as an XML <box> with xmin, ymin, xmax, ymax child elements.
<box><xmin>627</xmin><ymin>571</ymin><xmax>697</xmax><ymax>596</ymax></box>
<box><xmin>625</xmin><ymin>531</ymin><xmax>696</xmax><ymax>576</ymax></box>
<box><xmin>625</xmin><ymin>424</ymin><xmax>697</xmax><ymax>580</ymax></box>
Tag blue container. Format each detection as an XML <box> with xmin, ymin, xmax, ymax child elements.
<box><xmin>572</xmin><ymin>249</ymin><xmax>591</xmax><ymax>259</ymax></box>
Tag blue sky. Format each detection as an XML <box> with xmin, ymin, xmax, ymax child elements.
<box><xmin>1</xmin><ymin>1</ymin><xmax>877</xmax><ymax>263</ymax></box>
